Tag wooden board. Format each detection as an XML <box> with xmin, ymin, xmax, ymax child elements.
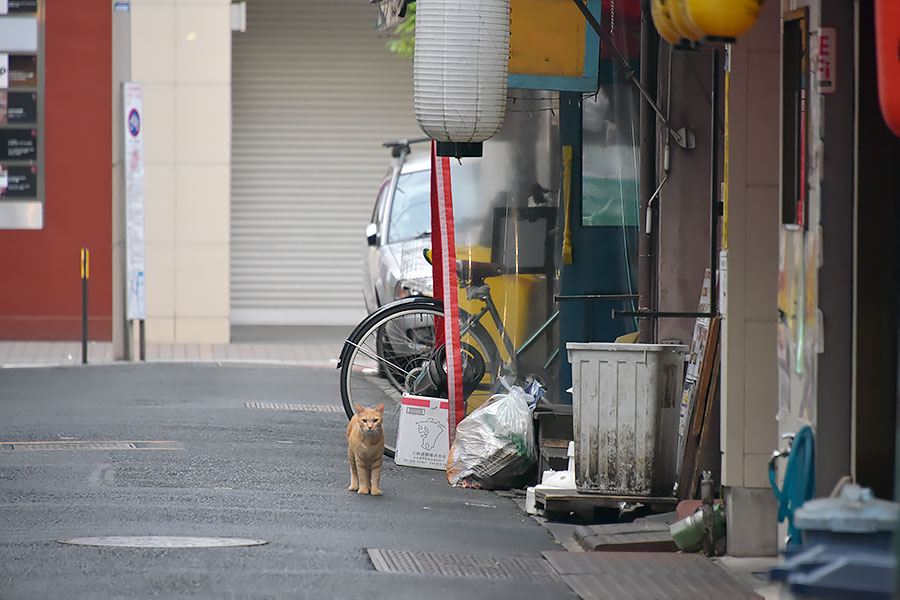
<box><xmin>676</xmin><ymin>317</ymin><xmax>721</xmax><ymax>501</ymax></box>
<box><xmin>534</xmin><ymin>489</ymin><xmax>677</xmax><ymax>517</ymax></box>
<box><xmin>689</xmin><ymin>367</ymin><xmax>722</xmax><ymax>499</ymax></box>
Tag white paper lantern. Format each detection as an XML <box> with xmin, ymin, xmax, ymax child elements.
<box><xmin>413</xmin><ymin>0</ymin><xmax>510</xmax><ymax>144</ymax></box>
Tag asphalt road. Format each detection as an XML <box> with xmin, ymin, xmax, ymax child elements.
<box><xmin>0</xmin><ymin>363</ymin><xmax>576</xmax><ymax>600</ymax></box>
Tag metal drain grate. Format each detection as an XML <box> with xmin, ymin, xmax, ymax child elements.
<box><xmin>367</xmin><ymin>549</ymin><xmax>561</xmax><ymax>582</ymax></box>
<box><xmin>244</xmin><ymin>401</ymin><xmax>344</xmax><ymax>413</ymax></box>
<box><xmin>0</xmin><ymin>441</ymin><xmax>184</xmax><ymax>451</ymax></box>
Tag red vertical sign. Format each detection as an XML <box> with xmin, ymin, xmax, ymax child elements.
<box><xmin>429</xmin><ymin>142</ymin><xmax>465</xmax><ymax>442</ymax></box>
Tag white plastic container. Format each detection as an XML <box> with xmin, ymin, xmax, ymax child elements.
<box><xmin>567</xmin><ymin>343</ymin><xmax>687</xmax><ymax>496</ymax></box>
<box><xmin>526</xmin><ymin>442</ymin><xmax>576</xmax><ymax>514</ymax></box>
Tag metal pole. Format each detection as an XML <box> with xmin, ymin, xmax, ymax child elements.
<box><xmin>639</xmin><ymin>0</ymin><xmax>659</xmax><ymax>342</ymax></box>
<box><xmin>615</xmin><ymin>310</ymin><xmax>716</xmax><ymax>319</ymax></box>
<box><xmin>139</xmin><ymin>319</ymin><xmax>146</xmax><ymax>361</ymax></box>
<box><xmin>81</xmin><ymin>248</ymin><xmax>89</xmax><ymax>364</ymax></box>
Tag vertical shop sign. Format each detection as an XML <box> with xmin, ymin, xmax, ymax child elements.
<box><xmin>124</xmin><ymin>83</ymin><xmax>145</xmax><ymax>320</ymax></box>
<box><xmin>818</xmin><ymin>27</ymin><xmax>836</xmax><ymax>94</ymax></box>
<box><xmin>429</xmin><ymin>142</ymin><xmax>464</xmax><ymax>441</ymax></box>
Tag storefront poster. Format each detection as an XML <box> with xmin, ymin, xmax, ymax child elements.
<box><xmin>798</xmin><ymin>232</ymin><xmax>818</xmax><ymax>424</ymax></box>
<box><xmin>776</xmin><ymin>229</ymin><xmax>791</xmax><ymax>421</ymax></box>
<box><xmin>7</xmin><ymin>55</ymin><xmax>35</xmax><ymax>87</ymax></box>
<box><xmin>1</xmin><ymin>1</ymin><xmax>39</xmax><ymax>14</ymax></box>
<box><xmin>0</xmin><ymin>128</ymin><xmax>36</xmax><ymax>160</ymax></box>
<box><xmin>675</xmin><ymin>269</ymin><xmax>711</xmax><ymax>473</ymax></box>
<box><xmin>0</xmin><ymin>164</ymin><xmax>35</xmax><ymax>198</ymax></box>
<box><xmin>0</xmin><ymin>91</ymin><xmax>35</xmax><ymax>123</ymax></box>
<box><xmin>124</xmin><ymin>82</ymin><xmax>145</xmax><ymax>320</ymax></box>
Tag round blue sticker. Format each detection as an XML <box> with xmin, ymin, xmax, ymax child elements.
<box><xmin>128</xmin><ymin>109</ymin><xmax>141</xmax><ymax>137</ymax></box>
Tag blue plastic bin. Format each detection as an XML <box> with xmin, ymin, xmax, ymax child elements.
<box><xmin>770</xmin><ymin>484</ymin><xmax>898</xmax><ymax>599</ymax></box>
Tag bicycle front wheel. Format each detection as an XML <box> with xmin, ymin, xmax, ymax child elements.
<box><xmin>339</xmin><ymin>297</ymin><xmax>499</xmax><ymax>458</ymax></box>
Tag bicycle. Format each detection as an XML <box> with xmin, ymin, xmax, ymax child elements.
<box><xmin>337</xmin><ymin>254</ymin><xmax>559</xmax><ymax>457</ymax></box>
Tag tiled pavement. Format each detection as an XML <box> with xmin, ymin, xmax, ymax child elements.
<box><xmin>0</xmin><ymin>326</ymin><xmax>348</xmax><ymax>369</ymax></box>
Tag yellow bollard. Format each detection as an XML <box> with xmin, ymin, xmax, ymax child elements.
<box><xmin>81</xmin><ymin>248</ymin><xmax>89</xmax><ymax>364</ymax></box>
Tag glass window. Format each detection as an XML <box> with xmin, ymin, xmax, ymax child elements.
<box><xmin>372</xmin><ymin>179</ymin><xmax>390</xmax><ymax>223</ymax></box>
<box><xmin>386</xmin><ymin>160</ymin><xmax>494</xmax><ymax>246</ymax></box>
<box><xmin>388</xmin><ymin>170</ymin><xmax>430</xmax><ymax>244</ymax></box>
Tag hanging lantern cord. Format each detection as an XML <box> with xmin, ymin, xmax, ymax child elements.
<box><xmin>571</xmin><ymin>0</ymin><xmax>692</xmax><ymax>150</ymax></box>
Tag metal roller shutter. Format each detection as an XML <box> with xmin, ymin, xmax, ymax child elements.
<box><xmin>231</xmin><ymin>0</ymin><xmax>420</xmax><ymax>325</ymax></box>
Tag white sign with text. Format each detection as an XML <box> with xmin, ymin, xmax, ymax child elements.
<box><xmin>124</xmin><ymin>82</ymin><xmax>145</xmax><ymax>320</ymax></box>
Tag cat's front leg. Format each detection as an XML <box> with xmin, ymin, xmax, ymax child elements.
<box><xmin>348</xmin><ymin>447</ymin><xmax>359</xmax><ymax>492</ymax></box>
<box><xmin>370</xmin><ymin>462</ymin><xmax>382</xmax><ymax>496</ymax></box>
<box><xmin>356</xmin><ymin>460</ymin><xmax>371</xmax><ymax>495</ymax></box>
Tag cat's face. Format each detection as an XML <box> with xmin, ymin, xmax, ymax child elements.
<box><xmin>354</xmin><ymin>403</ymin><xmax>385</xmax><ymax>435</ymax></box>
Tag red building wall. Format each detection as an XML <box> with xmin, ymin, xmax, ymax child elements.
<box><xmin>0</xmin><ymin>2</ymin><xmax>112</xmax><ymax>340</ymax></box>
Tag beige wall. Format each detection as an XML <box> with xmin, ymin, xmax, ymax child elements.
<box><xmin>720</xmin><ymin>0</ymin><xmax>781</xmax><ymax>490</ymax></box>
<box><xmin>131</xmin><ymin>0</ymin><xmax>231</xmax><ymax>343</ymax></box>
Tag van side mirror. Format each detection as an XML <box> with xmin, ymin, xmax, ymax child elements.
<box><xmin>366</xmin><ymin>223</ymin><xmax>378</xmax><ymax>246</ymax></box>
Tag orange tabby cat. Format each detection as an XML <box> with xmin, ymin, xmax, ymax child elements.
<box><xmin>347</xmin><ymin>403</ymin><xmax>385</xmax><ymax>496</ymax></box>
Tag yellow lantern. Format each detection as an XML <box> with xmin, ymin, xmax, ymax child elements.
<box><xmin>651</xmin><ymin>0</ymin><xmax>681</xmax><ymax>46</ymax></box>
<box><xmin>668</xmin><ymin>0</ymin><xmax>704</xmax><ymax>45</ymax></box>
<box><xmin>683</xmin><ymin>0</ymin><xmax>763</xmax><ymax>42</ymax></box>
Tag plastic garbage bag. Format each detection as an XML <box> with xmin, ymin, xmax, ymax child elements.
<box><xmin>447</xmin><ymin>382</ymin><xmax>537</xmax><ymax>489</ymax></box>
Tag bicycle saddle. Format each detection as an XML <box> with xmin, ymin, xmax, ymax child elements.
<box><xmin>457</xmin><ymin>260</ymin><xmax>505</xmax><ymax>286</ymax></box>
<box><xmin>423</xmin><ymin>248</ymin><xmax>505</xmax><ymax>286</ymax></box>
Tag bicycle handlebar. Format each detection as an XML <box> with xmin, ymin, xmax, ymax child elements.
<box><xmin>382</xmin><ymin>137</ymin><xmax>431</xmax><ymax>149</ymax></box>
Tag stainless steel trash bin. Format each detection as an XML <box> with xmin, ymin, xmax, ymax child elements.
<box><xmin>567</xmin><ymin>342</ymin><xmax>687</xmax><ymax>496</ymax></box>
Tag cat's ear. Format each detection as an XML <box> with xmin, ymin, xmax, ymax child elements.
<box><xmin>375</xmin><ymin>403</ymin><xmax>385</xmax><ymax>414</ymax></box>
<box><xmin>354</xmin><ymin>403</ymin><xmax>364</xmax><ymax>414</ymax></box>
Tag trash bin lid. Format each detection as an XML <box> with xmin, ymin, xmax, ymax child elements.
<box><xmin>565</xmin><ymin>342</ymin><xmax>688</xmax><ymax>352</ymax></box>
<box><xmin>794</xmin><ymin>484</ymin><xmax>900</xmax><ymax>533</ymax></box>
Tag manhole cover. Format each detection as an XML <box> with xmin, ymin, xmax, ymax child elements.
<box><xmin>244</xmin><ymin>401</ymin><xmax>343</xmax><ymax>413</ymax></box>
<box><xmin>58</xmin><ymin>536</ymin><xmax>268</xmax><ymax>548</ymax></box>
<box><xmin>367</xmin><ymin>549</ymin><xmax>560</xmax><ymax>582</ymax></box>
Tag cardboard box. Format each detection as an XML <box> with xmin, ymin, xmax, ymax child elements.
<box><xmin>394</xmin><ymin>395</ymin><xmax>450</xmax><ymax>470</ymax></box>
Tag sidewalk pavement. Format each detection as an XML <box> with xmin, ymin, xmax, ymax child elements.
<box><xmin>0</xmin><ymin>326</ymin><xmax>348</xmax><ymax>369</ymax></box>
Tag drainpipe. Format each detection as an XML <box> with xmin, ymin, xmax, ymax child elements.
<box><xmin>638</xmin><ymin>0</ymin><xmax>658</xmax><ymax>342</ymax></box>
